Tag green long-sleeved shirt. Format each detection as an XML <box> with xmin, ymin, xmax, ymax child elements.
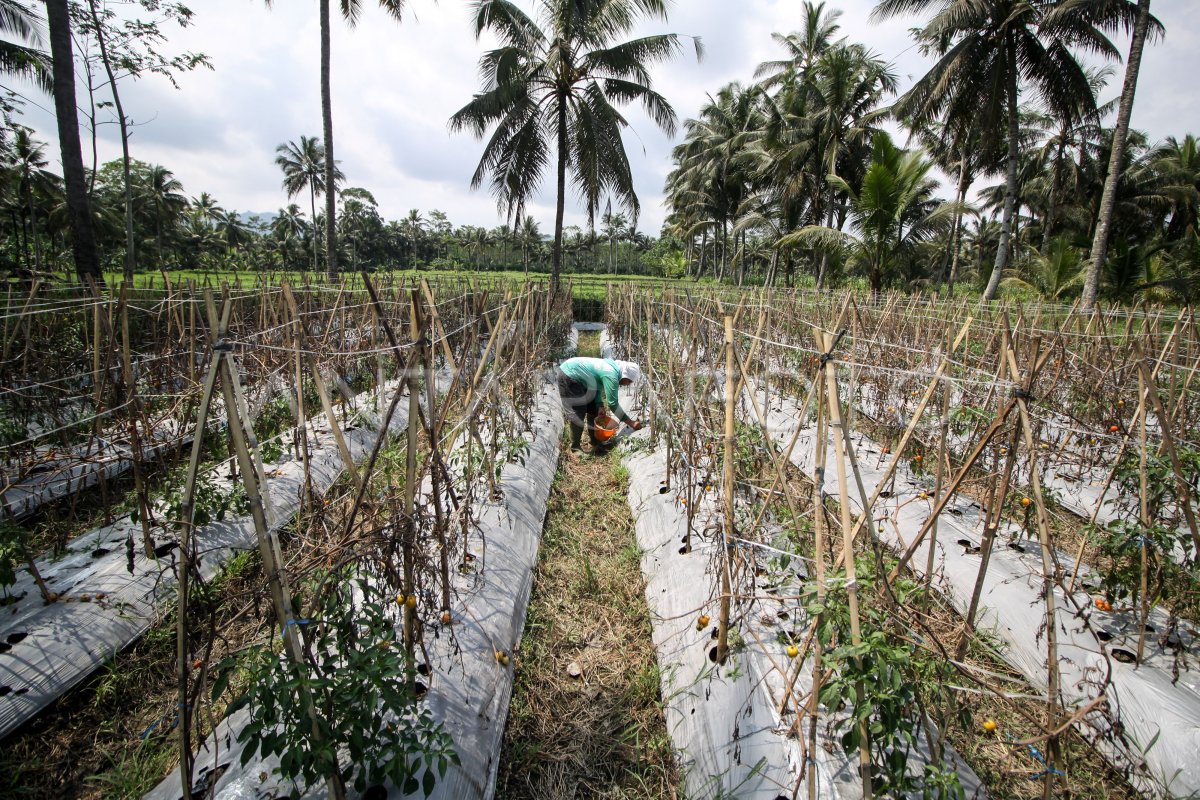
<box><xmin>559</xmin><ymin>357</ymin><xmax>631</xmax><ymax>422</ymax></box>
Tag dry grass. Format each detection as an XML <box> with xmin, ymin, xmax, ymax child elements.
<box><xmin>495</xmin><ymin>442</ymin><xmax>678</xmax><ymax>800</ymax></box>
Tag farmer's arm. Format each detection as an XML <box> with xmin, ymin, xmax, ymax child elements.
<box><xmin>600</xmin><ymin>375</ymin><xmax>627</xmax><ymax>421</ymax></box>
<box><xmin>602</xmin><ymin>375</ymin><xmax>640</xmax><ymax>427</ymax></box>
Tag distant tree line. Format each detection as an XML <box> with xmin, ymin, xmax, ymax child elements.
<box><xmin>665</xmin><ymin>0</ymin><xmax>1195</xmax><ymax>305</ymax></box>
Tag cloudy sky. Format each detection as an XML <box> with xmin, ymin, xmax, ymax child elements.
<box><xmin>18</xmin><ymin>0</ymin><xmax>1200</xmax><ymax>236</ymax></box>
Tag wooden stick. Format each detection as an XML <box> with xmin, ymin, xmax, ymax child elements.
<box><xmin>717</xmin><ymin>314</ymin><xmax>736</xmax><ymax>664</ymax></box>
<box><xmin>1136</xmin><ymin>367</ymin><xmax>1150</xmax><ymax>665</ymax></box>
<box><xmin>820</xmin><ymin>327</ymin><xmax>872</xmax><ymax>799</ymax></box>
<box><xmin>1001</xmin><ymin>331</ymin><xmax>1062</xmax><ymax>800</ymax></box>
<box><xmin>174</xmin><ymin>291</ymin><xmax>229</xmax><ymax>799</ymax></box>
<box><xmin>282</xmin><ymin>283</ymin><xmax>361</xmax><ymax>492</ymax></box>
<box><xmin>206</xmin><ymin>294</ymin><xmax>347</xmax><ymax>800</ymax></box>
<box><xmin>807</xmin><ymin>352</ymin><xmax>829</xmax><ymax>800</ymax></box>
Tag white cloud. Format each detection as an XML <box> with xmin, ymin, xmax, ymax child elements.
<box><xmin>19</xmin><ymin>0</ymin><xmax>1200</xmax><ymax>237</ymax></box>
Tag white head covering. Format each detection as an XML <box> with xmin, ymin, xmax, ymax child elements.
<box><xmin>617</xmin><ymin>360</ymin><xmax>642</xmax><ymax>386</ymax></box>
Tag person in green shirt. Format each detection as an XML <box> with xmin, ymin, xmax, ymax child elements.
<box><xmin>556</xmin><ymin>356</ymin><xmax>644</xmax><ymax>452</ymax></box>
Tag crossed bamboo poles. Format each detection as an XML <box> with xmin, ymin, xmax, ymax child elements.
<box><xmin>608</xmin><ymin>283</ymin><xmax>1198</xmax><ymax>798</ymax></box>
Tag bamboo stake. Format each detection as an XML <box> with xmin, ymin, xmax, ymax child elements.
<box><xmin>819</xmin><ymin>327</ymin><xmax>872</xmax><ymax>799</ymax></box>
<box><xmin>925</xmin><ymin>322</ymin><xmax>954</xmax><ymax>595</ymax></box>
<box><xmin>119</xmin><ymin>282</ymin><xmax>156</xmax><ymax>558</ymax></box>
<box><xmin>1136</xmin><ymin>367</ymin><xmax>1150</xmax><ymax>665</ymax></box>
<box><xmin>807</xmin><ymin>355</ymin><xmax>828</xmax><ymax>800</ymax></box>
<box><xmin>174</xmin><ymin>292</ymin><xmax>229</xmax><ymax>799</ymax></box>
<box><xmin>402</xmin><ymin>295</ymin><xmax>420</xmax><ymax>665</ymax></box>
<box><xmin>281</xmin><ymin>283</ymin><xmax>361</xmax><ymax>492</ymax></box>
<box><xmin>717</xmin><ymin>314</ymin><xmax>736</xmax><ymax>664</ymax></box>
<box><xmin>0</xmin><ymin>278</ymin><xmax>39</xmax><ymax>363</ymax></box>
<box><xmin>223</xmin><ymin>312</ymin><xmax>277</xmax><ymax>528</ymax></box>
<box><xmin>956</xmin><ymin>342</ymin><xmax>1023</xmax><ymax>661</ymax></box>
<box><xmin>1001</xmin><ymin>333</ymin><xmax>1062</xmax><ymax>800</ymax></box>
<box><xmin>206</xmin><ymin>295</ymin><xmax>347</xmax><ymax>800</ymax></box>
<box><xmin>412</xmin><ymin>289</ymin><xmax>451</xmax><ymax>615</ymax></box>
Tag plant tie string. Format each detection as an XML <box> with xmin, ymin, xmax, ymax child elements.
<box><xmin>1007</xmin><ymin>732</ymin><xmax>1065</xmax><ymax>781</ymax></box>
<box><xmin>140</xmin><ymin>702</ymin><xmax>190</xmax><ymax>740</ymax></box>
<box><xmin>281</xmin><ymin>617</ymin><xmax>310</xmax><ymax>640</ymax></box>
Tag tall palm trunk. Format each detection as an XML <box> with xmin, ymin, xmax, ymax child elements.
<box><xmin>944</xmin><ymin>149</ymin><xmax>970</xmax><ymax>297</ymax></box>
<box><xmin>19</xmin><ymin>207</ymin><xmax>28</xmax><ymax>268</ymax></box>
<box><xmin>30</xmin><ymin>196</ymin><xmax>42</xmax><ymax>271</ymax></box>
<box><xmin>551</xmin><ymin>95</ymin><xmax>568</xmax><ymax>289</ymax></box>
<box><xmin>1042</xmin><ymin>136</ymin><xmax>1066</xmax><ymax>253</ymax></box>
<box><xmin>718</xmin><ymin>216</ymin><xmax>728</xmax><ymax>282</ymax></box>
<box><xmin>1081</xmin><ymin>0</ymin><xmax>1153</xmax><ymax>311</ymax></box>
<box><xmin>156</xmin><ymin>210</ymin><xmax>164</xmax><ymax>267</ymax></box>
<box><xmin>816</xmin><ymin>175</ymin><xmax>836</xmax><ymax>290</ymax></box>
<box><xmin>320</xmin><ymin>0</ymin><xmax>338</xmax><ymax>282</ymax></box>
<box><xmin>309</xmin><ymin>186</ymin><xmax>319</xmax><ymax>272</ymax></box>
<box><xmin>981</xmin><ymin>40</ymin><xmax>1020</xmax><ymax>302</ymax></box>
<box><xmin>87</xmin><ymin>0</ymin><xmax>135</xmax><ymax>283</ymax></box>
<box><xmin>47</xmin><ymin>0</ymin><xmax>102</xmax><ymax>285</ymax></box>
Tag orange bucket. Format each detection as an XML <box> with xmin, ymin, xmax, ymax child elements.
<box><xmin>594</xmin><ymin>412</ymin><xmax>620</xmax><ymax>442</ymax></box>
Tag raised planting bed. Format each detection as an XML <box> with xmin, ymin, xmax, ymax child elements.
<box><xmin>0</xmin><ymin>372</ymin><xmax>442</xmax><ymax>739</ymax></box>
<box><xmin>145</xmin><ymin>383</ymin><xmax>563</xmax><ymax>800</ymax></box>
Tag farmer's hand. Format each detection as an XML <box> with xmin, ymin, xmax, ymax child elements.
<box><xmin>629</xmin><ymin>419</ymin><xmax>644</xmax><ymax>431</ymax></box>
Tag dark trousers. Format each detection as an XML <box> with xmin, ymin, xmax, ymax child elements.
<box><xmin>556</xmin><ymin>368</ymin><xmax>600</xmax><ymax>448</ymax></box>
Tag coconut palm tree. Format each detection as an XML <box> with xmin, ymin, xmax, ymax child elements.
<box><xmin>0</xmin><ymin>0</ymin><xmax>49</xmax><ymax>88</ymax></box>
<box><xmin>516</xmin><ymin>215</ymin><xmax>541</xmax><ymax>274</ymax></box>
<box><xmin>140</xmin><ymin>164</ymin><xmax>186</xmax><ymax>267</ymax></box>
<box><xmin>600</xmin><ymin>203</ymin><xmax>627</xmax><ymax>274</ymax></box>
<box><xmin>399</xmin><ymin>208</ymin><xmax>425</xmax><ymax>266</ymax></box>
<box><xmin>45</xmin><ymin>0</ymin><xmax>102</xmax><ymax>283</ymax></box>
<box><xmin>668</xmin><ymin>83</ymin><xmax>766</xmax><ymax>282</ymax></box>
<box><xmin>216</xmin><ymin>211</ymin><xmax>250</xmax><ymax>260</ymax></box>
<box><xmin>778</xmin><ymin>132</ymin><xmax>960</xmax><ymax>294</ymax></box>
<box><xmin>743</xmin><ymin>8</ymin><xmax>845</xmax><ymax>286</ymax></box>
<box><xmin>1001</xmin><ymin>235</ymin><xmax>1085</xmax><ymax>299</ymax></box>
<box><xmin>1152</xmin><ymin>135</ymin><xmax>1200</xmax><ymax>244</ymax></box>
<box><xmin>191</xmin><ymin>191</ymin><xmax>224</xmax><ymax>228</ymax></box>
<box><xmin>275</xmin><ymin>136</ymin><xmax>343</xmax><ymax>273</ymax></box>
<box><xmin>264</xmin><ymin>0</ymin><xmax>406</xmax><ymax>281</ymax></box>
<box><xmin>272</xmin><ymin>203</ymin><xmax>308</xmax><ymax>269</ymax></box>
<box><xmin>450</xmin><ymin>0</ymin><xmax>696</xmax><ymax>287</ymax></box>
<box><xmin>753</xmin><ymin>1</ymin><xmax>843</xmax><ymax>91</ymax></box>
<box><xmin>10</xmin><ymin>126</ymin><xmax>56</xmax><ymax>271</ymax></box>
<box><xmin>428</xmin><ymin>209</ymin><xmax>452</xmax><ymax>260</ymax></box>
<box><xmin>804</xmin><ymin>43</ymin><xmax>897</xmax><ymax>288</ymax></box>
<box><xmin>1080</xmin><ymin>0</ymin><xmax>1164</xmax><ymax>310</ymax></box>
<box><xmin>873</xmin><ymin>0</ymin><xmax>1142</xmax><ymax>302</ymax></box>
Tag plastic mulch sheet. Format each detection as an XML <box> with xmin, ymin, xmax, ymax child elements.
<box><xmin>0</xmin><ymin>374</ymin><xmax>444</xmax><ymax>740</ymax></box>
<box><xmin>144</xmin><ymin>383</ymin><xmax>563</xmax><ymax>800</ymax></box>
<box><xmin>759</xmin><ymin>390</ymin><xmax>1200</xmax><ymax>798</ymax></box>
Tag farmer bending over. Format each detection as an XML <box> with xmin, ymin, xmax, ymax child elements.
<box><xmin>556</xmin><ymin>357</ymin><xmax>644</xmax><ymax>452</ymax></box>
